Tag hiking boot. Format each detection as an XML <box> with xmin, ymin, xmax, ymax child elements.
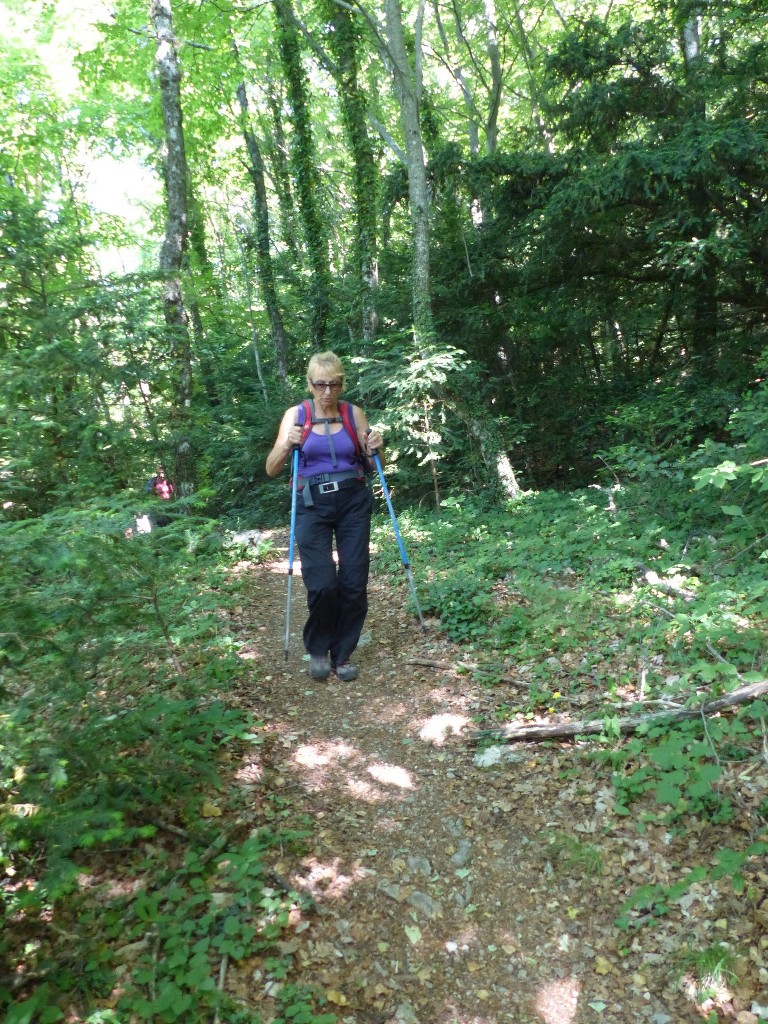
<box><xmin>334</xmin><ymin>663</ymin><xmax>358</xmax><ymax>681</ymax></box>
<box><xmin>309</xmin><ymin>654</ymin><xmax>331</xmax><ymax>680</ymax></box>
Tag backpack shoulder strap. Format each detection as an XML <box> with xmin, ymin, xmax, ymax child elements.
<box><xmin>297</xmin><ymin>399</ymin><xmax>361</xmax><ymax>464</ymax></box>
<box><xmin>339</xmin><ymin>401</ymin><xmax>362</xmax><ymax>455</ymax></box>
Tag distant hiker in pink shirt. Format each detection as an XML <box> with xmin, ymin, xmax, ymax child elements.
<box><xmin>145</xmin><ymin>465</ymin><xmax>174</xmax><ymax>526</ymax></box>
<box><xmin>147</xmin><ymin>465</ymin><xmax>174</xmax><ymax>501</ymax></box>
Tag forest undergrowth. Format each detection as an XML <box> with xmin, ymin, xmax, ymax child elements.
<box><xmin>1</xmin><ymin>458</ymin><xmax>767</xmax><ymax>1023</ymax></box>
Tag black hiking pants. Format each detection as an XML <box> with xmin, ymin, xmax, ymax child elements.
<box><xmin>295</xmin><ymin>481</ymin><xmax>373</xmax><ymax>668</ymax></box>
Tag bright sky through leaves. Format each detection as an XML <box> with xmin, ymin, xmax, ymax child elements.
<box><xmin>5</xmin><ymin>0</ymin><xmax>160</xmax><ymax>272</ymax></box>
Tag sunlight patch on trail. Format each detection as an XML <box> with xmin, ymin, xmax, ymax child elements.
<box><xmin>443</xmin><ymin>928</ymin><xmax>480</xmax><ymax>952</ymax></box>
<box><xmin>294</xmin><ymin>740</ymin><xmax>357</xmax><ymax>768</ymax></box>
<box><xmin>416</xmin><ymin>712</ymin><xmax>470</xmax><ymax>744</ymax></box>
<box><xmin>534</xmin><ymin>976</ymin><xmax>581</xmax><ymax>1024</ymax></box>
<box><xmin>291</xmin><ymin>740</ymin><xmax>418</xmax><ymax>801</ymax></box>
<box><xmin>367</xmin><ymin>762</ymin><xmax>415</xmax><ymax>789</ymax></box>
<box><xmin>291</xmin><ymin>739</ymin><xmax>363</xmax><ymax>793</ymax></box>
<box><xmin>346</xmin><ymin>777</ymin><xmax>390</xmax><ymax>801</ymax></box>
<box><xmin>234</xmin><ymin>760</ymin><xmax>263</xmax><ymax>783</ymax></box>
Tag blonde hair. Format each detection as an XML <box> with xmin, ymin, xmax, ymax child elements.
<box><xmin>306</xmin><ymin>351</ymin><xmax>344</xmax><ymax>390</ymax></box>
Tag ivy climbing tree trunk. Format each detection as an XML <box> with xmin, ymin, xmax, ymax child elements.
<box><xmin>150</xmin><ymin>0</ymin><xmax>195</xmax><ymax>493</ymax></box>
<box><xmin>429</xmin><ymin>0</ymin><xmax>502</xmax><ymax>224</ymax></box>
<box><xmin>275</xmin><ymin>0</ymin><xmax>331</xmax><ymax>350</ymax></box>
<box><xmin>264</xmin><ymin>81</ymin><xmax>301</xmax><ymax>264</ymax></box>
<box><xmin>238</xmin><ymin>235</ymin><xmax>270</xmax><ymax>405</ymax></box>
<box><xmin>462</xmin><ymin>413</ymin><xmax>520</xmax><ymax>499</ymax></box>
<box><xmin>383</xmin><ymin>0</ymin><xmax>436</xmax><ymax>350</ymax></box>
<box><xmin>234</xmin><ymin>56</ymin><xmax>289</xmax><ymax>380</ymax></box>
<box><xmin>325</xmin><ymin>1</ymin><xmax>379</xmax><ymax>344</ymax></box>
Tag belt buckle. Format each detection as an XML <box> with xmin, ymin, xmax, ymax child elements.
<box><xmin>318</xmin><ymin>481</ymin><xmax>339</xmax><ymax>494</ymax></box>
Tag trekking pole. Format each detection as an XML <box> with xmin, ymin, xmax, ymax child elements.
<box><xmin>284</xmin><ymin>447</ymin><xmax>300</xmax><ymax>660</ymax></box>
<box><xmin>371</xmin><ymin>450</ymin><xmax>426</xmax><ymax>632</ymax></box>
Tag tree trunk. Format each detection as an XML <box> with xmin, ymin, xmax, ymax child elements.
<box><xmin>483</xmin><ymin>0</ymin><xmax>502</xmax><ymax>155</ymax></box>
<box><xmin>457</xmin><ymin>407</ymin><xmax>521</xmax><ymax>498</ymax></box>
<box><xmin>186</xmin><ymin>191</ymin><xmax>230</xmax><ymax>413</ymax></box>
<box><xmin>237</xmin><ymin>235</ymin><xmax>270</xmax><ymax>404</ymax></box>
<box><xmin>326</xmin><ymin>1</ymin><xmax>379</xmax><ymax>345</ymax></box>
<box><xmin>511</xmin><ymin>2</ymin><xmax>553</xmax><ymax>147</ymax></box>
<box><xmin>150</xmin><ymin>0</ymin><xmax>194</xmax><ymax>494</ymax></box>
<box><xmin>275</xmin><ymin>0</ymin><xmax>331</xmax><ymax>349</ymax></box>
<box><xmin>234</xmin><ymin>63</ymin><xmax>289</xmax><ymax>379</ymax></box>
<box><xmin>264</xmin><ymin>82</ymin><xmax>302</xmax><ymax>263</ymax></box>
<box><xmin>384</xmin><ymin>0</ymin><xmax>435</xmax><ymax>349</ymax></box>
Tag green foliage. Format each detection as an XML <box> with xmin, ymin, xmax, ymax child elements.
<box><xmin>690</xmin><ymin>374</ymin><xmax>768</xmax><ymax>558</ymax></box>
<box><xmin>0</xmin><ymin>505</ymin><xmax>281</xmax><ymax>1021</ymax></box>
<box><xmin>99</xmin><ymin>834</ymin><xmax>315</xmax><ymax>1023</ymax></box>
<box><xmin>611</xmin><ymin>719</ymin><xmax>736</xmax><ymax>824</ymax></box>
<box><xmin>6</xmin><ymin>1</ymin><xmax>768</xmax><ymax>1016</ymax></box>
<box><xmin>6</xmin><ymin>0</ymin><xmax>768</xmax><ymax>506</ymax></box>
<box><xmin>615</xmin><ymin>842</ymin><xmax>768</xmax><ymax>931</ymax></box>
<box><xmin>2</xmin><ymin>831</ymin><xmax>329</xmax><ymax>1023</ymax></box>
<box><xmin>541</xmin><ymin>832</ymin><xmax>603</xmax><ymax>878</ymax></box>
<box><xmin>354</xmin><ymin>336</ymin><xmax>475</xmax><ymax>501</ymax></box>
<box><xmin>423</xmin><ymin>568</ymin><xmax>495</xmax><ymax>641</ymax></box>
<box><xmin>0</xmin><ymin>496</ymin><xmax>341</xmax><ymax>1022</ymax></box>
<box><xmin>406</xmin><ymin>486</ymin><xmax>668</xmax><ymax>661</ymax></box>
<box><xmin>673</xmin><ymin>943</ymin><xmax>738</xmax><ymax>1003</ymax></box>
<box><xmin>392</xmin><ymin>466</ymin><xmax>767</xmax><ymax>937</ymax></box>
<box><xmin>270</xmin><ymin>987</ymin><xmax>338</xmax><ymax>1024</ymax></box>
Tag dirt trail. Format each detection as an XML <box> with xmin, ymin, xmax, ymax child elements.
<box><xmin>223</xmin><ymin>532</ymin><xmax>751</xmax><ymax>1024</ymax></box>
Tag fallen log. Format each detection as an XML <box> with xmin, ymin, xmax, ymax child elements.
<box><xmin>470</xmin><ymin>678</ymin><xmax>768</xmax><ymax>743</ymax></box>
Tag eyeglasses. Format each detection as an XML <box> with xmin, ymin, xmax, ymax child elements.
<box><xmin>311</xmin><ymin>380</ymin><xmax>342</xmax><ymax>391</ymax></box>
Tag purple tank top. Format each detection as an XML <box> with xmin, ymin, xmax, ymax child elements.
<box><xmin>298</xmin><ymin>405</ymin><xmax>360</xmax><ymax>477</ymax></box>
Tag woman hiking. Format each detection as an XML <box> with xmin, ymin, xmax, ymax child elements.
<box><xmin>266</xmin><ymin>352</ymin><xmax>383</xmax><ymax>681</ymax></box>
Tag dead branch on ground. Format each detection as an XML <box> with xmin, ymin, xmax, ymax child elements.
<box><xmin>470</xmin><ymin>678</ymin><xmax>768</xmax><ymax>743</ymax></box>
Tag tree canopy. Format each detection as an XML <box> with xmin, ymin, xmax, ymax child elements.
<box><xmin>2</xmin><ymin>0</ymin><xmax>766</xmax><ymax>509</ymax></box>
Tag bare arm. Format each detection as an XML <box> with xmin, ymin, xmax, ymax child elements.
<box><xmin>265</xmin><ymin>408</ymin><xmax>303</xmax><ymax>478</ymax></box>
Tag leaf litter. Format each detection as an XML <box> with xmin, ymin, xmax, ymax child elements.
<box><xmin>223</xmin><ymin>535</ymin><xmax>768</xmax><ymax>1024</ymax></box>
